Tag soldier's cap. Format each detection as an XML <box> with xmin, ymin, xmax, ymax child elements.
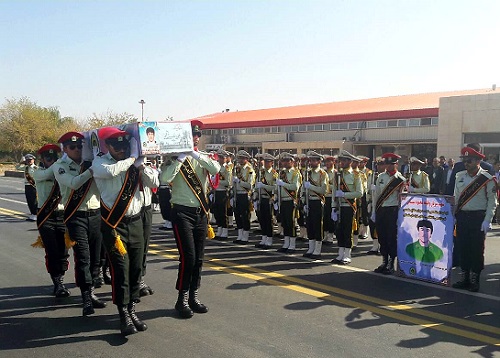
<box><xmin>376</xmin><ymin>156</ymin><xmax>384</xmax><ymax>163</ymax></box>
<box><xmin>323</xmin><ymin>155</ymin><xmax>336</xmax><ymax>161</ymax></box>
<box><xmin>460</xmin><ymin>146</ymin><xmax>485</xmax><ymax>160</ymax></box>
<box><xmin>358</xmin><ymin>155</ymin><xmax>370</xmax><ymax>162</ymax></box>
<box><xmin>24</xmin><ymin>154</ymin><xmax>35</xmax><ymax>160</ymax></box>
<box><xmin>58</xmin><ymin>131</ymin><xmax>84</xmax><ymax>145</ymax></box>
<box><xmin>261</xmin><ymin>153</ymin><xmax>275</xmax><ymax>161</ymax></box>
<box><xmin>99</xmin><ymin>127</ymin><xmax>130</xmax><ymax>143</ymax></box>
<box><xmin>236</xmin><ymin>149</ymin><xmax>251</xmax><ymax>159</ymax></box>
<box><xmin>295</xmin><ymin>153</ymin><xmax>306</xmax><ymax>160</ymax></box>
<box><xmin>382</xmin><ymin>152</ymin><xmax>401</xmax><ymax>164</ymax></box>
<box><xmin>306</xmin><ymin>150</ymin><xmax>324</xmax><ymax>160</ymax></box>
<box><xmin>37</xmin><ymin>144</ymin><xmax>61</xmax><ymax>156</ymax></box>
<box><xmin>216</xmin><ymin>149</ymin><xmax>230</xmax><ymax>157</ymax></box>
<box><xmin>337</xmin><ymin>150</ymin><xmax>357</xmax><ymax>161</ymax></box>
<box><xmin>352</xmin><ymin>156</ymin><xmax>362</xmax><ymax>163</ymax></box>
<box><xmin>409</xmin><ymin>156</ymin><xmax>424</xmax><ymax>165</ymax></box>
<box><xmin>279</xmin><ymin>152</ymin><xmax>295</xmax><ymax>161</ymax></box>
<box><xmin>191</xmin><ymin>120</ymin><xmax>203</xmax><ymax>137</ymax></box>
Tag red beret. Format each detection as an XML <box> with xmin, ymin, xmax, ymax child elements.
<box><xmin>382</xmin><ymin>152</ymin><xmax>401</xmax><ymax>164</ymax></box>
<box><xmin>58</xmin><ymin>131</ymin><xmax>84</xmax><ymax>144</ymax></box>
<box><xmin>37</xmin><ymin>144</ymin><xmax>61</xmax><ymax>155</ymax></box>
<box><xmin>191</xmin><ymin>120</ymin><xmax>203</xmax><ymax>136</ymax></box>
<box><xmin>460</xmin><ymin>147</ymin><xmax>485</xmax><ymax>160</ymax></box>
<box><xmin>98</xmin><ymin>127</ymin><xmax>130</xmax><ymax>141</ymax></box>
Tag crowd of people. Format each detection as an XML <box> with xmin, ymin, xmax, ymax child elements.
<box><xmin>18</xmin><ymin>120</ymin><xmax>499</xmax><ymax>336</ymax></box>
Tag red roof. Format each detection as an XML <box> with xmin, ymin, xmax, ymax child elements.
<box><xmin>191</xmin><ymin>89</ymin><xmax>492</xmax><ymax>129</ymax></box>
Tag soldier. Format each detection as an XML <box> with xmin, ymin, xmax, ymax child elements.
<box><xmin>331</xmin><ymin>151</ymin><xmax>363</xmax><ymax>265</ymax></box>
<box><xmin>52</xmin><ymin>131</ymin><xmax>106</xmax><ymax>316</ymax></box>
<box><xmin>213</xmin><ymin>149</ymin><xmax>232</xmax><ymax>240</ymax></box>
<box><xmin>407</xmin><ymin>157</ymin><xmax>430</xmax><ymax>193</ymax></box>
<box><xmin>357</xmin><ymin>156</ymin><xmax>372</xmax><ymax>241</ymax></box>
<box><xmin>452</xmin><ymin>147</ymin><xmax>497</xmax><ymax>292</ymax></box>
<box><xmin>16</xmin><ymin>153</ymin><xmax>38</xmax><ymax>221</ymax></box>
<box><xmin>297</xmin><ymin>154</ymin><xmax>309</xmax><ymax>240</ymax></box>
<box><xmin>276</xmin><ymin>152</ymin><xmax>302</xmax><ymax>253</ymax></box>
<box><xmin>322</xmin><ymin>155</ymin><xmax>337</xmax><ymax>245</ymax></box>
<box><xmin>255</xmin><ymin>153</ymin><xmax>278</xmax><ymax>249</ymax></box>
<box><xmin>225</xmin><ymin>153</ymin><xmax>235</xmax><ymax>228</ymax></box>
<box><xmin>232</xmin><ymin>150</ymin><xmax>256</xmax><ymax>244</ymax></box>
<box><xmin>366</xmin><ymin>157</ymin><xmax>385</xmax><ymax>255</ymax></box>
<box><xmin>160</xmin><ymin>121</ymin><xmax>221</xmax><ymax>319</ymax></box>
<box><xmin>371</xmin><ymin>153</ymin><xmax>406</xmax><ymax>274</ymax></box>
<box><xmin>350</xmin><ymin>156</ymin><xmax>365</xmax><ymax>250</ymax></box>
<box><xmin>33</xmin><ymin>144</ymin><xmax>70</xmax><ymax>298</ymax></box>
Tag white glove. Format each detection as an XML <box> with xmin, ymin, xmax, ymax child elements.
<box><xmin>481</xmin><ymin>220</ymin><xmax>492</xmax><ymax>232</ymax></box>
<box><xmin>408</xmin><ymin>185</ymin><xmax>415</xmax><ymax>193</ymax></box>
<box><xmin>303</xmin><ymin>205</ymin><xmax>309</xmax><ymax>215</ymax></box>
<box><xmin>129</xmin><ymin>137</ymin><xmax>139</xmax><ymax>159</ymax></box>
<box><xmin>134</xmin><ymin>156</ymin><xmax>145</xmax><ymax>168</ymax></box>
<box><xmin>82</xmin><ymin>142</ymin><xmax>94</xmax><ymax>162</ymax></box>
<box><xmin>370</xmin><ymin>184</ymin><xmax>377</xmax><ymax>193</ymax></box>
<box><xmin>370</xmin><ymin>212</ymin><xmax>376</xmax><ymax>223</ymax></box>
<box><xmin>273</xmin><ymin>202</ymin><xmax>279</xmax><ymax>210</ymax></box>
<box><xmin>331</xmin><ymin>209</ymin><xmax>338</xmax><ymax>221</ymax></box>
<box><xmin>253</xmin><ymin>200</ymin><xmax>259</xmax><ymax>210</ymax></box>
<box><xmin>255</xmin><ymin>182</ymin><xmax>263</xmax><ymax>189</ymax></box>
<box><xmin>229</xmin><ymin>198</ymin><xmax>234</xmax><ymax>207</ymax></box>
<box><xmin>176</xmin><ymin>153</ymin><xmax>187</xmax><ymax>163</ymax></box>
<box><xmin>335</xmin><ymin>190</ymin><xmax>345</xmax><ymax>198</ymax></box>
<box><xmin>276</xmin><ymin>179</ymin><xmax>285</xmax><ymax>187</ymax></box>
<box><xmin>209</xmin><ymin>193</ymin><xmax>214</xmax><ymax>202</ymax></box>
<box><xmin>190</xmin><ymin>150</ymin><xmax>200</xmax><ymax>160</ymax></box>
<box><xmin>304</xmin><ymin>181</ymin><xmax>312</xmax><ymax>189</ymax></box>
<box><xmin>233</xmin><ymin>177</ymin><xmax>240</xmax><ymax>183</ymax></box>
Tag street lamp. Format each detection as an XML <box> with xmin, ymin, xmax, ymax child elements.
<box><xmin>139</xmin><ymin>99</ymin><xmax>145</xmax><ymax>121</ymax></box>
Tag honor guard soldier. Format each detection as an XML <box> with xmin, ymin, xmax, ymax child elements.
<box><xmin>408</xmin><ymin>157</ymin><xmax>430</xmax><ymax>193</ymax></box>
<box><xmin>213</xmin><ymin>149</ymin><xmax>232</xmax><ymax>240</ymax></box>
<box><xmin>232</xmin><ymin>150</ymin><xmax>256</xmax><ymax>244</ymax></box>
<box><xmin>255</xmin><ymin>153</ymin><xmax>278</xmax><ymax>249</ymax></box>
<box><xmin>322</xmin><ymin>155</ymin><xmax>337</xmax><ymax>245</ymax></box>
<box><xmin>357</xmin><ymin>156</ymin><xmax>372</xmax><ymax>241</ymax></box>
<box><xmin>371</xmin><ymin>153</ymin><xmax>406</xmax><ymax>274</ymax></box>
<box><xmin>366</xmin><ymin>157</ymin><xmax>385</xmax><ymax>255</ymax></box>
<box><xmin>33</xmin><ymin>144</ymin><xmax>70</xmax><ymax>298</ymax></box>
<box><xmin>331</xmin><ymin>150</ymin><xmax>363</xmax><ymax>264</ymax></box>
<box><xmin>302</xmin><ymin>151</ymin><xmax>328</xmax><ymax>258</ymax></box>
<box><xmin>17</xmin><ymin>153</ymin><xmax>38</xmax><ymax>221</ymax></box>
<box><xmin>160</xmin><ymin>121</ymin><xmax>221</xmax><ymax>319</ymax></box>
<box><xmin>350</xmin><ymin>156</ymin><xmax>365</xmax><ymax>250</ymax></box>
<box><xmin>452</xmin><ymin>147</ymin><xmax>497</xmax><ymax>292</ymax></box>
<box><xmin>53</xmin><ymin>131</ymin><xmax>106</xmax><ymax>316</ymax></box>
<box><xmin>276</xmin><ymin>152</ymin><xmax>302</xmax><ymax>253</ymax></box>
<box><xmin>297</xmin><ymin>154</ymin><xmax>309</xmax><ymax>240</ymax></box>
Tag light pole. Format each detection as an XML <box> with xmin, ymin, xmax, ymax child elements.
<box><xmin>139</xmin><ymin>99</ymin><xmax>145</xmax><ymax>121</ymax></box>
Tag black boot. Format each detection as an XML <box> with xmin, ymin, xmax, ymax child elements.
<box><xmin>128</xmin><ymin>301</ymin><xmax>147</xmax><ymax>331</ymax></box>
<box><xmin>90</xmin><ymin>287</ymin><xmax>107</xmax><ymax>308</ymax></box>
<box><xmin>94</xmin><ymin>267</ymin><xmax>104</xmax><ymax>288</ymax></box>
<box><xmin>81</xmin><ymin>289</ymin><xmax>94</xmax><ymax>316</ymax></box>
<box><xmin>188</xmin><ymin>289</ymin><xmax>208</xmax><ymax>313</ymax></box>
<box><xmin>139</xmin><ymin>278</ymin><xmax>155</xmax><ymax>297</ymax></box>
<box><xmin>103</xmin><ymin>266</ymin><xmax>112</xmax><ymax>285</ymax></box>
<box><xmin>468</xmin><ymin>272</ymin><xmax>480</xmax><ymax>292</ymax></box>
<box><xmin>118</xmin><ymin>305</ymin><xmax>138</xmax><ymax>336</ymax></box>
<box><xmin>452</xmin><ymin>269</ymin><xmax>470</xmax><ymax>289</ymax></box>
<box><xmin>382</xmin><ymin>257</ymin><xmax>395</xmax><ymax>275</ymax></box>
<box><xmin>51</xmin><ymin>275</ymin><xmax>70</xmax><ymax>298</ymax></box>
<box><xmin>175</xmin><ymin>290</ymin><xmax>194</xmax><ymax>318</ymax></box>
<box><xmin>374</xmin><ymin>255</ymin><xmax>388</xmax><ymax>273</ymax></box>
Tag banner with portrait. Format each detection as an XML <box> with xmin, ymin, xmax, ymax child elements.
<box><xmin>397</xmin><ymin>194</ymin><xmax>455</xmax><ymax>286</ymax></box>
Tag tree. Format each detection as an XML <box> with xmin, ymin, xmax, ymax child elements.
<box><xmin>82</xmin><ymin>110</ymin><xmax>138</xmax><ymax>131</ymax></box>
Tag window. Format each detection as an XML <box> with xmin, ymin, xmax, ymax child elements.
<box><xmin>284</xmin><ymin>126</ymin><xmax>292</xmax><ymax>133</ymax></box>
<box><xmin>222</xmin><ymin>129</ymin><xmax>228</xmax><ymax>135</ymax></box>
<box><xmin>239</xmin><ymin>128</ymin><xmax>246</xmax><ymax>134</ymax></box>
<box><xmin>331</xmin><ymin>123</ymin><xmax>339</xmax><ymax>130</ymax></box>
<box><xmin>271</xmin><ymin>127</ymin><xmax>279</xmax><ymax>133</ymax></box>
<box><xmin>431</xmin><ymin>117</ymin><xmax>439</xmax><ymax>125</ymax></box>
<box><xmin>398</xmin><ymin>119</ymin><xmax>407</xmax><ymax>127</ymax></box>
<box><xmin>387</xmin><ymin>120</ymin><xmax>398</xmax><ymax>127</ymax></box>
<box><xmin>314</xmin><ymin>124</ymin><xmax>323</xmax><ymax>130</ymax></box>
<box><xmin>291</xmin><ymin>126</ymin><xmax>298</xmax><ymax>132</ymax></box>
<box><xmin>420</xmin><ymin>118</ymin><xmax>432</xmax><ymax>126</ymax></box>
<box><xmin>377</xmin><ymin>121</ymin><xmax>387</xmax><ymax>128</ymax></box>
<box><xmin>348</xmin><ymin>122</ymin><xmax>359</xmax><ymax>129</ymax></box>
<box><xmin>257</xmin><ymin>127</ymin><xmax>264</xmax><ymax>133</ymax></box>
<box><xmin>338</xmin><ymin>123</ymin><xmax>348</xmax><ymax>130</ymax></box>
<box><xmin>299</xmin><ymin>125</ymin><xmax>306</xmax><ymax>132</ymax></box>
<box><xmin>264</xmin><ymin>127</ymin><xmax>271</xmax><ymax>133</ymax></box>
<box><xmin>366</xmin><ymin>121</ymin><xmax>377</xmax><ymax>128</ymax></box>
<box><xmin>409</xmin><ymin>119</ymin><xmax>420</xmax><ymax>126</ymax></box>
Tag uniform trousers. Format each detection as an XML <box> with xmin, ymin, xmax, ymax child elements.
<box><xmin>101</xmin><ymin>215</ymin><xmax>144</xmax><ymax>305</ymax></box>
<box><xmin>258</xmin><ymin>197</ymin><xmax>273</xmax><ymax>237</ymax></box>
<box><xmin>171</xmin><ymin>204</ymin><xmax>207</xmax><ymax>291</ymax></box>
<box><xmin>235</xmin><ymin>193</ymin><xmax>251</xmax><ymax>231</ymax></box>
<box><xmin>38</xmin><ymin>212</ymin><xmax>69</xmax><ymax>276</ymax></box>
<box><xmin>323</xmin><ymin>197</ymin><xmax>335</xmax><ymax>233</ymax></box>
<box><xmin>375</xmin><ymin>206</ymin><xmax>398</xmax><ymax>258</ymax></box>
<box><xmin>455</xmin><ymin>210</ymin><xmax>486</xmax><ymax>273</ymax></box>
<box><xmin>360</xmin><ymin>194</ymin><xmax>369</xmax><ymax>226</ymax></box>
<box><xmin>306</xmin><ymin>200</ymin><xmax>324</xmax><ymax>241</ymax></box>
<box><xmin>158</xmin><ymin>186</ymin><xmax>172</xmax><ymax>222</ymax></box>
<box><xmin>141</xmin><ymin>205</ymin><xmax>153</xmax><ymax>276</ymax></box>
<box><xmin>25</xmin><ymin>185</ymin><xmax>38</xmax><ymax>215</ymax></box>
<box><xmin>335</xmin><ymin>206</ymin><xmax>355</xmax><ymax>248</ymax></box>
<box><xmin>66</xmin><ymin>212</ymin><xmax>102</xmax><ymax>289</ymax></box>
<box><xmin>280</xmin><ymin>200</ymin><xmax>296</xmax><ymax>237</ymax></box>
<box><xmin>214</xmin><ymin>190</ymin><xmax>228</xmax><ymax>228</ymax></box>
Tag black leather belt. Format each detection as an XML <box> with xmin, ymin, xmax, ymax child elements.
<box><xmin>121</xmin><ymin>212</ymin><xmax>142</xmax><ymax>224</ymax></box>
<box><xmin>173</xmin><ymin>204</ymin><xmax>203</xmax><ymax>214</ymax></box>
<box><xmin>73</xmin><ymin>209</ymin><xmax>100</xmax><ymax>217</ymax></box>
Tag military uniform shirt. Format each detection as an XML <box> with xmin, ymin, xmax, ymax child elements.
<box><xmin>216</xmin><ymin>163</ymin><xmax>232</xmax><ymax>192</ymax></box>
<box><xmin>258</xmin><ymin>167</ymin><xmax>278</xmax><ymax>199</ymax></box>
<box><xmin>234</xmin><ymin>162</ymin><xmax>255</xmax><ymax>194</ymax></box>
<box><xmin>373</xmin><ymin>171</ymin><xmax>406</xmax><ymax>207</ymax></box>
<box><xmin>325</xmin><ymin>168</ymin><xmax>336</xmax><ymax>195</ymax></box>
<box><xmin>52</xmin><ymin>153</ymin><xmax>100</xmax><ymax>211</ymax></box>
<box><xmin>278</xmin><ymin>168</ymin><xmax>301</xmax><ymax>202</ymax></box>
<box><xmin>16</xmin><ymin>163</ymin><xmax>38</xmax><ymax>185</ymax></box>
<box><xmin>33</xmin><ymin>166</ymin><xmax>64</xmax><ymax>211</ymax></box>
<box><xmin>409</xmin><ymin>170</ymin><xmax>430</xmax><ymax>193</ymax></box>
<box><xmin>332</xmin><ymin>167</ymin><xmax>363</xmax><ymax>208</ymax></box>
<box><xmin>141</xmin><ymin>167</ymin><xmax>160</xmax><ymax>206</ymax></box>
<box><xmin>304</xmin><ymin>167</ymin><xmax>328</xmax><ymax>201</ymax></box>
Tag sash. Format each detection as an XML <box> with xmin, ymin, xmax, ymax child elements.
<box><xmin>280</xmin><ymin>170</ymin><xmax>297</xmax><ymax>201</ymax></box>
<box><xmin>456</xmin><ymin>173</ymin><xmax>490</xmax><ymax>212</ymax></box>
<box><xmin>37</xmin><ymin>181</ymin><xmax>61</xmax><ymax>228</ymax></box>
<box><xmin>340</xmin><ymin>175</ymin><xmax>356</xmax><ymax>211</ymax></box>
<box><xmin>25</xmin><ymin>167</ymin><xmax>36</xmax><ymax>187</ymax></box>
<box><xmin>309</xmin><ymin>172</ymin><xmax>325</xmax><ymax>204</ymax></box>
<box><xmin>179</xmin><ymin>158</ymin><xmax>210</xmax><ymax>213</ymax></box>
<box><xmin>375</xmin><ymin>176</ymin><xmax>404</xmax><ymax>211</ymax></box>
<box><xmin>63</xmin><ymin>161</ymin><xmax>93</xmax><ymax>223</ymax></box>
<box><xmin>259</xmin><ymin>169</ymin><xmax>273</xmax><ymax>199</ymax></box>
<box><xmin>236</xmin><ymin>165</ymin><xmax>251</xmax><ymax>194</ymax></box>
<box><xmin>100</xmin><ymin>165</ymin><xmax>141</xmax><ymax>229</ymax></box>
<box><xmin>411</xmin><ymin>176</ymin><xmax>419</xmax><ymax>188</ymax></box>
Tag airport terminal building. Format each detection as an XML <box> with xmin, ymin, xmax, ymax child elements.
<box><xmin>194</xmin><ymin>88</ymin><xmax>500</xmax><ymax>164</ymax></box>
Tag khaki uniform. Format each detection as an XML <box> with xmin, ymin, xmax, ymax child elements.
<box><xmin>409</xmin><ymin>170</ymin><xmax>430</xmax><ymax>193</ymax></box>
<box><xmin>304</xmin><ymin>167</ymin><xmax>328</xmax><ymax>242</ymax></box>
<box><xmin>233</xmin><ymin>163</ymin><xmax>256</xmax><ymax>232</ymax></box>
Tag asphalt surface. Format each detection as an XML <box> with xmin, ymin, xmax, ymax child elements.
<box><xmin>0</xmin><ymin>176</ymin><xmax>499</xmax><ymax>358</ymax></box>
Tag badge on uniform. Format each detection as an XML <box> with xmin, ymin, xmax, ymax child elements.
<box><xmin>58</xmin><ymin>168</ymin><xmax>65</xmax><ymax>174</ymax></box>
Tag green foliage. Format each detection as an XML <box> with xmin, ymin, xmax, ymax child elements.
<box><xmin>82</xmin><ymin>110</ymin><xmax>138</xmax><ymax>131</ymax></box>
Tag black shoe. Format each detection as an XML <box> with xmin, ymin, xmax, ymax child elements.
<box><xmin>303</xmin><ymin>252</ymin><xmax>313</xmax><ymax>258</ymax></box>
<box><xmin>139</xmin><ymin>279</ymin><xmax>155</xmax><ymax>297</ymax></box>
<box><xmin>233</xmin><ymin>239</ymin><xmax>242</xmax><ymax>244</ymax></box>
<box><xmin>351</xmin><ymin>246</ymin><xmax>358</xmax><ymax>252</ymax></box>
<box><xmin>90</xmin><ymin>287</ymin><xmax>107</xmax><ymax>308</ymax></box>
<box><xmin>128</xmin><ymin>301</ymin><xmax>147</xmax><ymax>331</ymax></box>
<box><xmin>374</xmin><ymin>262</ymin><xmax>387</xmax><ymax>274</ymax></box>
<box><xmin>331</xmin><ymin>258</ymin><xmax>342</xmax><ymax>263</ymax></box>
<box><xmin>103</xmin><ymin>269</ymin><xmax>112</xmax><ymax>285</ymax></box>
<box><xmin>261</xmin><ymin>245</ymin><xmax>273</xmax><ymax>250</ymax></box>
<box><xmin>82</xmin><ymin>290</ymin><xmax>95</xmax><ymax>316</ymax></box>
<box><xmin>309</xmin><ymin>254</ymin><xmax>321</xmax><ymax>259</ymax></box>
<box><xmin>452</xmin><ymin>270</ymin><xmax>471</xmax><ymax>290</ymax></box>
<box><xmin>175</xmin><ymin>290</ymin><xmax>194</xmax><ymax>319</ymax></box>
<box><xmin>276</xmin><ymin>247</ymin><xmax>288</xmax><ymax>253</ymax></box>
<box><xmin>188</xmin><ymin>289</ymin><xmax>208</xmax><ymax>314</ymax></box>
<box><xmin>285</xmin><ymin>248</ymin><xmax>296</xmax><ymax>254</ymax></box>
<box><xmin>118</xmin><ymin>305</ymin><xmax>138</xmax><ymax>336</ymax></box>
<box><xmin>51</xmin><ymin>275</ymin><xmax>70</xmax><ymax>298</ymax></box>
<box><xmin>366</xmin><ymin>250</ymin><xmax>379</xmax><ymax>255</ymax></box>
<box><xmin>255</xmin><ymin>243</ymin><xmax>265</xmax><ymax>248</ymax></box>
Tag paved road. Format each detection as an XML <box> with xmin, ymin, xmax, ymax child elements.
<box><xmin>0</xmin><ymin>176</ymin><xmax>499</xmax><ymax>357</ymax></box>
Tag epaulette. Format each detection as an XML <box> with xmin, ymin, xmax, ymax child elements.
<box><xmin>421</xmin><ymin>171</ymin><xmax>429</xmax><ymax>177</ymax></box>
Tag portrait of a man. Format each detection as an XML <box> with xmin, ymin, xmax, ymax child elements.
<box><xmin>405</xmin><ymin>219</ymin><xmax>444</xmax><ymax>263</ymax></box>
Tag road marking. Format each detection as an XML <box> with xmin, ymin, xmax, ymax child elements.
<box><xmin>0</xmin><ymin>197</ymin><xmax>26</xmax><ymax>204</ymax></box>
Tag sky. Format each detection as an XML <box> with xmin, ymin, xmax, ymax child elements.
<box><xmin>1</xmin><ymin>0</ymin><xmax>499</xmax><ymax>122</ymax></box>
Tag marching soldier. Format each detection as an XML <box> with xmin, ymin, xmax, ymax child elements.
<box><xmin>276</xmin><ymin>152</ymin><xmax>302</xmax><ymax>253</ymax></box>
<box><xmin>214</xmin><ymin>149</ymin><xmax>232</xmax><ymax>240</ymax></box>
<box><xmin>407</xmin><ymin>157</ymin><xmax>431</xmax><ymax>193</ymax></box>
<box><xmin>232</xmin><ymin>150</ymin><xmax>256</xmax><ymax>244</ymax></box>
<box><xmin>452</xmin><ymin>147</ymin><xmax>497</xmax><ymax>292</ymax></box>
<box><xmin>297</xmin><ymin>154</ymin><xmax>309</xmax><ymax>240</ymax></box>
<box><xmin>366</xmin><ymin>157</ymin><xmax>384</xmax><ymax>255</ymax></box>
<box><xmin>331</xmin><ymin>151</ymin><xmax>363</xmax><ymax>265</ymax></box>
<box><xmin>255</xmin><ymin>153</ymin><xmax>278</xmax><ymax>249</ymax></box>
<box><xmin>302</xmin><ymin>151</ymin><xmax>328</xmax><ymax>258</ymax></box>
<box><xmin>17</xmin><ymin>153</ymin><xmax>38</xmax><ymax>221</ymax></box>
<box><xmin>226</xmin><ymin>153</ymin><xmax>235</xmax><ymax>228</ymax></box>
<box><xmin>160</xmin><ymin>121</ymin><xmax>220</xmax><ymax>319</ymax></box>
<box><xmin>33</xmin><ymin>144</ymin><xmax>70</xmax><ymax>297</ymax></box>
<box><xmin>350</xmin><ymin>156</ymin><xmax>365</xmax><ymax>250</ymax></box>
<box><xmin>357</xmin><ymin>156</ymin><xmax>372</xmax><ymax>241</ymax></box>
<box><xmin>371</xmin><ymin>153</ymin><xmax>406</xmax><ymax>275</ymax></box>
<box><xmin>322</xmin><ymin>155</ymin><xmax>337</xmax><ymax>245</ymax></box>
<box><xmin>53</xmin><ymin>131</ymin><xmax>106</xmax><ymax>316</ymax></box>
